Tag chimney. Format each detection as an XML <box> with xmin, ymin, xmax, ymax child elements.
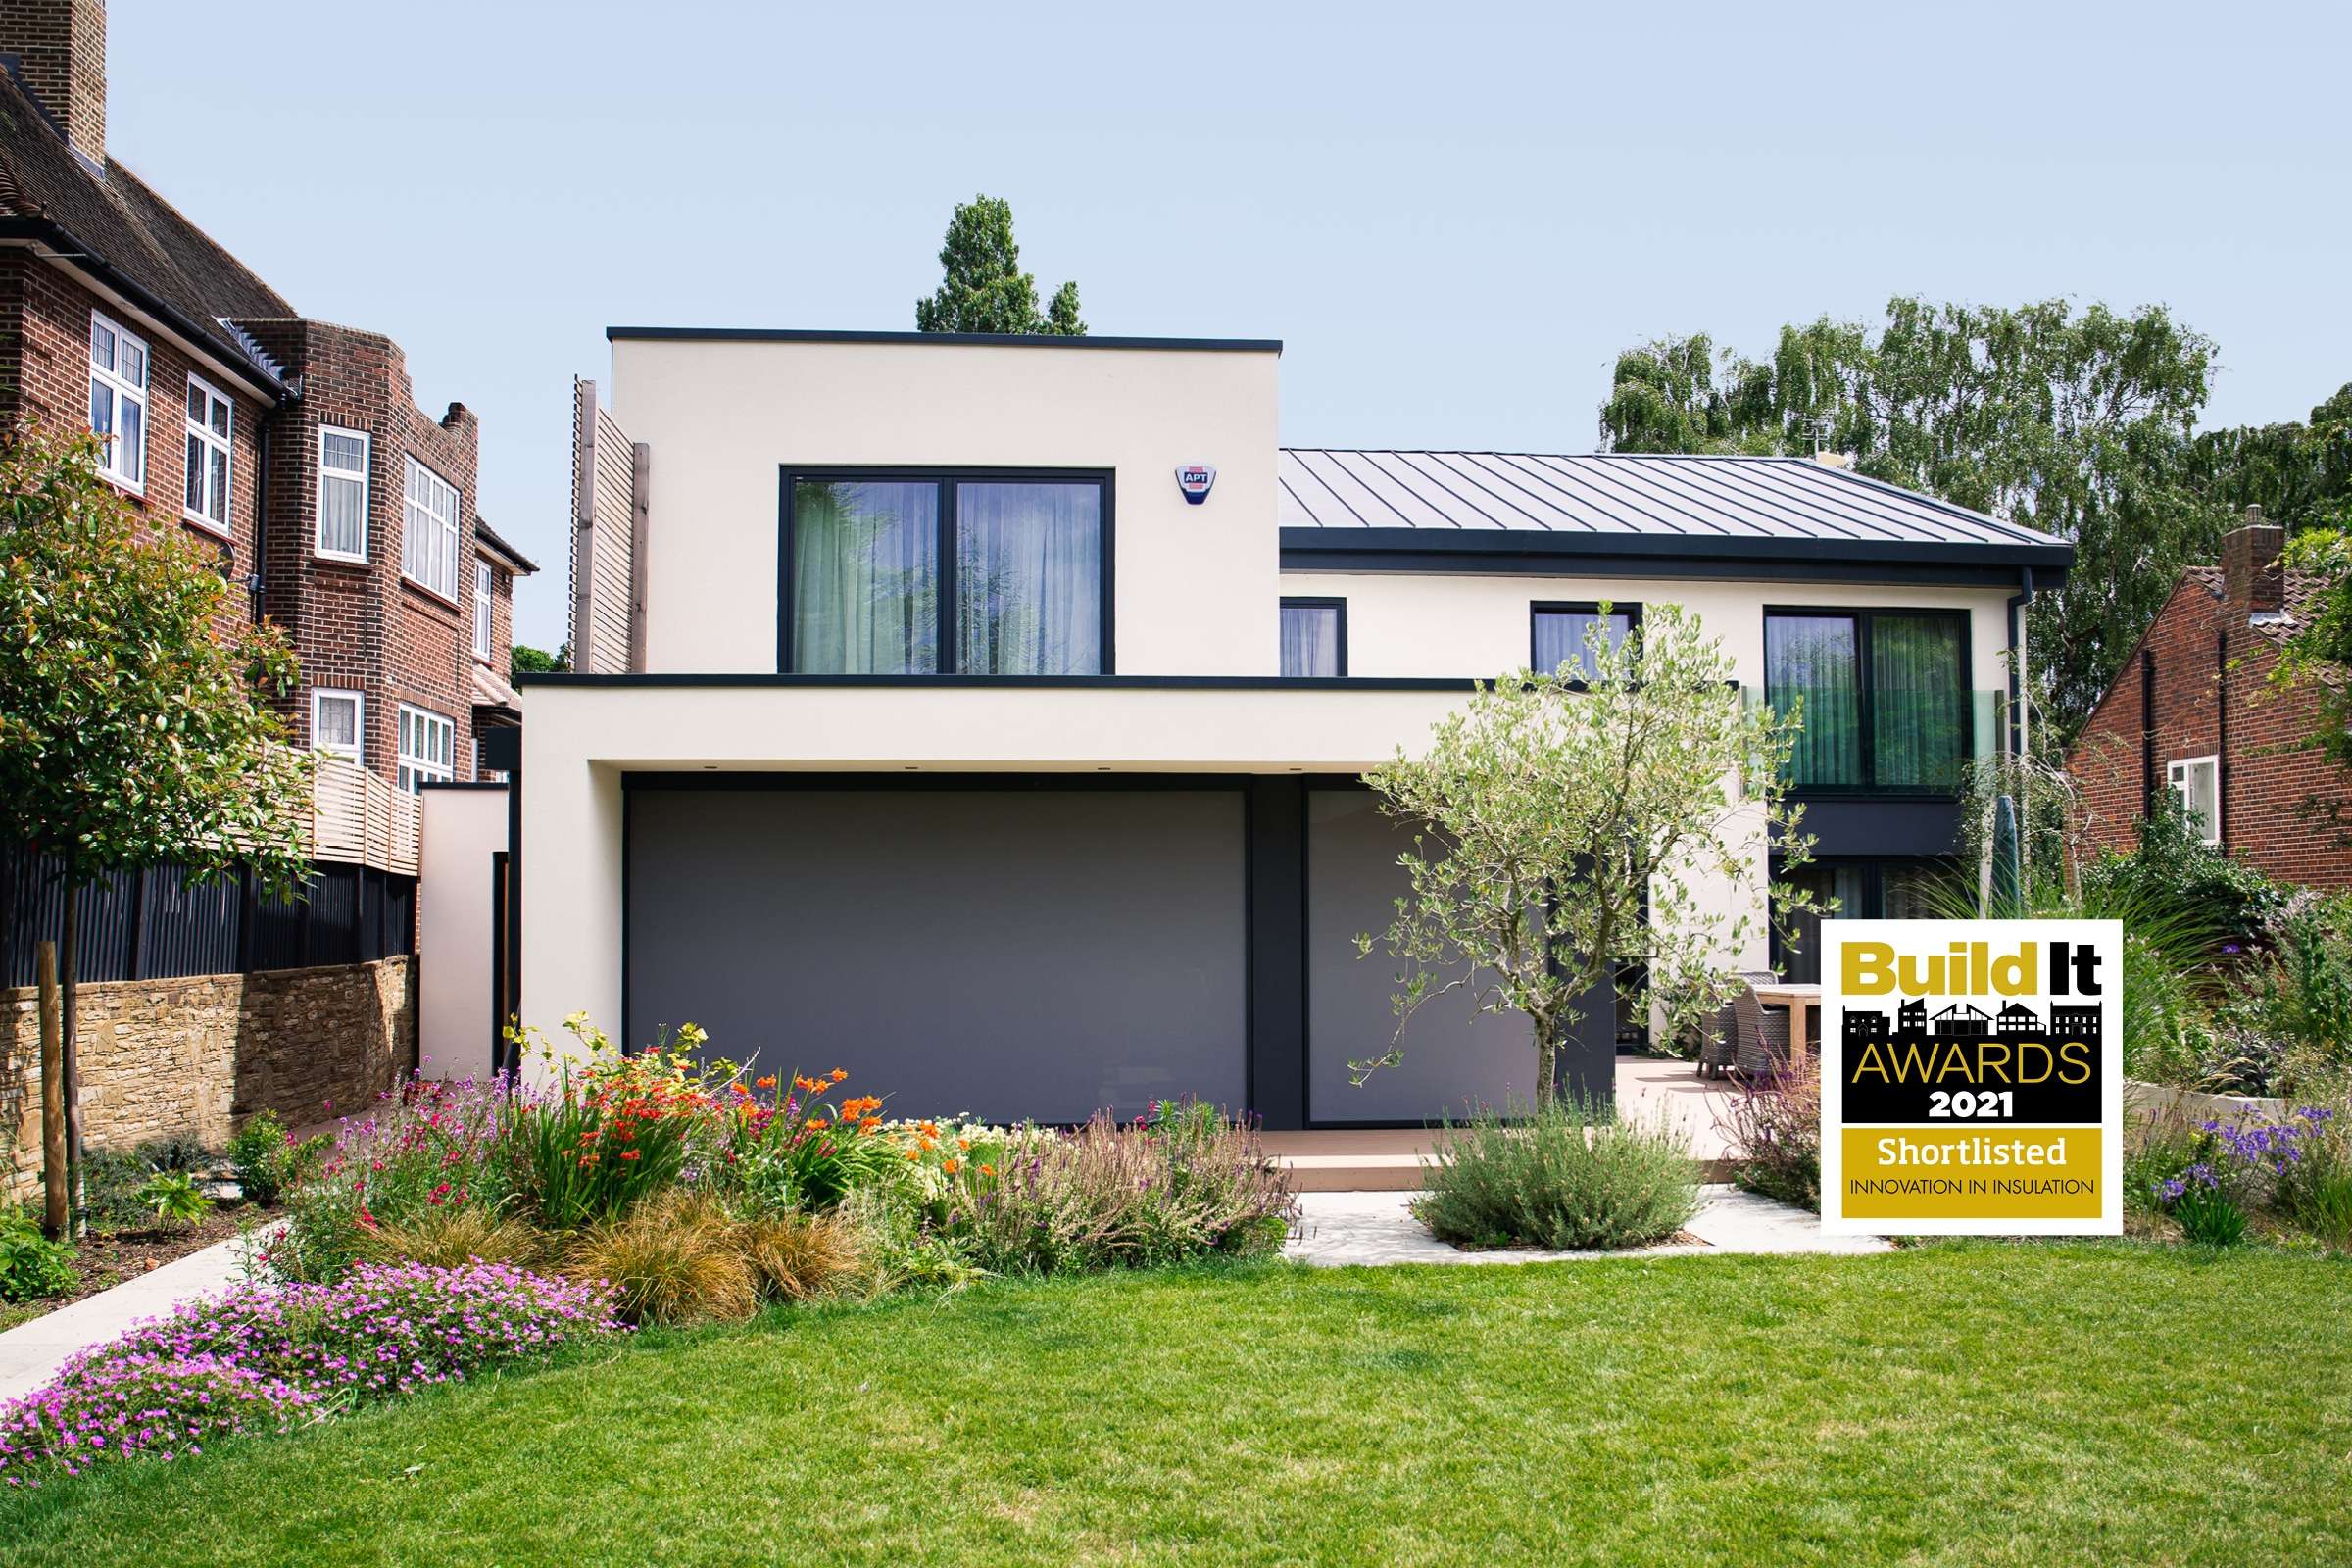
<box><xmin>3</xmin><ymin>0</ymin><xmax>106</xmax><ymax>169</ymax></box>
<box><xmin>2220</xmin><ymin>505</ymin><xmax>2285</xmax><ymax>619</ymax></box>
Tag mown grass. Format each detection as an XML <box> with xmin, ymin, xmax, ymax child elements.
<box><xmin>5</xmin><ymin>1242</ymin><xmax>2347</xmax><ymax>1566</ymax></box>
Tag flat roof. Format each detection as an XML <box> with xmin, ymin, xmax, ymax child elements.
<box><xmin>606</xmin><ymin>326</ymin><xmax>1282</xmax><ymax>353</ymax></box>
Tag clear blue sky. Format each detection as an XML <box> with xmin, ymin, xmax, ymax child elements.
<box><xmin>108</xmin><ymin>1</ymin><xmax>2352</xmax><ymax>650</ymax></box>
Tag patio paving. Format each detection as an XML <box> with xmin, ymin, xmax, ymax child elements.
<box><xmin>1285</xmin><ymin>1186</ymin><xmax>1888</xmax><ymax>1266</ymax></box>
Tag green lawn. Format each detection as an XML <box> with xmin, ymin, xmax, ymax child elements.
<box><xmin>6</xmin><ymin>1243</ymin><xmax>2347</xmax><ymax>1566</ymax></box>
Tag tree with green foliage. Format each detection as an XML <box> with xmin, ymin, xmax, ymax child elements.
<box><xmin>0</xmin><ymin>425</ymin><xmax>313</xmax><ymax>1232</ymax></box>
<box><xmin>1354</xmin><ymin>605</ymin><xmax>1820</xmax><ymax>1105</ymax></box>
<box><xmin>511</xmin><ymin>642</ymin><xmax>567</xmax><ymax>677</ymax></box>
<box><xmin>914</xmin><ymin>195</ymin><xmax>1086</xmax><ymax>336</ymax></box>
<box><xmin>1601</xmin><ymin>299</ymin><xmax>2224</xmax><ymax>744</ymax></box>
<box><xmin>2188</xmin><ymin>383</ymin><xmax>2352</xmax><ymax>534</ymax></box>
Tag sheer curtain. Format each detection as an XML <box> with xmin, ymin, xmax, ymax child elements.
<box><xmin>1280</xmin><ymin>604</ymin><xmax>1340</xmax><ymax>676</ymax></box>
<box><xmin>1870</xmin><ymin>615</ymin><xmax>1965</xmax><ymax>790</ymax></box>
<box><xmin>1766</xmin><ymin>615</ymin><xmax>1862</xmax><ymax>787</ymax></box>
<box><xmin>792</xmin><ymin>481</ymin><xmax>939</xmax><ymax>672</ymax></box>
<box><xmin>956</xmin><ymin>482</ymin><xmax>1102</xmax><ymax>674</ymax></box>
<box><xmin>1533</xmin><ymin>609</ymin><xmax>1633</xmax><ymax>678</ymax></box>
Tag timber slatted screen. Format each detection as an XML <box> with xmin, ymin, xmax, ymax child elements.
<box><xmin>568</xmin><ymin>378</ymin><xmax>638</xmax><ymax>674</ymax></box>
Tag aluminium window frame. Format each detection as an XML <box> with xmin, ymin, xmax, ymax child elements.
<box><xmin>1278</xmin><ymin>596</ymin><xmax>1349</xmax><ymax>678</ymax></box>
<box><xmin>87</xmin><ymin>308</ymin><xmax>150</xmax><ymax>492</ymax></box>
<box><xmin>316</xmin><ymin>424</ymin><xmax>371</xmax><ymax>564</ymax></box>
<box><xmin>1762</xmin><ymin>604</ymin><xmax>1974</xmax><ymax>799</ymax></box>
<box><xmin>181</xmin><ymin>372</ymin><xmax>233</xmax><ymax>536</ymax></box>
<box><xmin>775</xmin><ymin>466</ymin><xmax>1116</xmax><ymax>676</ymax></box>
<box><xmin>1529</xmin><ymin>599</ymin><xmax>1642</xmax><ymax>679</ymax></box>
<box><xmin>2166</xmin><ymin>754</ymin><xmax>2223</xmax><ymax>846</ymax></box>
<box><xmin>310</xmin><ymin>687</ymin><xmax>365</xmax><ymax>766</ymax></box>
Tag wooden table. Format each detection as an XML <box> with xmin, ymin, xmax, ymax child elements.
<box><xmin>1752</xmin><ymin>981</ymin><xmax>1824</xmax><ymax>1052</ymax></box>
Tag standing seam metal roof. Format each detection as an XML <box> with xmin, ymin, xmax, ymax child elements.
<box><xmin>1278</xmin><ymin>450</ymin><xmax>2061</xmax><ymax>552</ymax></box>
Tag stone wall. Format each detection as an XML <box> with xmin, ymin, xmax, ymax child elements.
<box><xmin>0</xmin><ymin>956</ymin><xmax>415</xmax><ymax>1202</ymax></box>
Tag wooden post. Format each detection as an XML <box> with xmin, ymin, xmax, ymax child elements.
<box><xmin>36</xmin><ymin>940</ymin><xmax>66</xmax><ymax>1238</ymax></box>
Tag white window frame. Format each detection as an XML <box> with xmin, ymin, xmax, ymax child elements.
<box><xmin>472</xmin><ymin>558</ymin><xmax>494</xmax><ymax>662</ymax></box>
<box><xmin>88</xmin><ymin>309</ymin><xmax>149</xmax><ymax>491</ymax></box>
<box><xmin>310</xmin><ymin>688</ymin><xmax>365</xmax><ymax>766</ymax></box>
<box><xmin>402</xmin><ymin>455</ymin><xmax>462</xmax><ymax>602</ymax></box>
<box><xmin>397</xmin><ymin>704</ymin><xmax>456</xmax><ymax>793</ymax></box>
<box><xmin>182</xmin><ymin>373</ymin><xmax>233</xmax><ymax>535</ymax></box>
<box><xmin>2166</xmin><ymin>755</ymin><xmax>2222</xmax><ymax>846</ymax></box>
<box><xmin>317</xmin><ymin>425</ymin><xmax>371</xmax><ymax>563</ymax></box>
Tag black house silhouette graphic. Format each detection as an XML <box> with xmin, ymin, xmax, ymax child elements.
<box><xmin>1933</xmin><ymin>1002</ymin><xmax>1994</xmax><ymax>1035</ymax></box>
<box><xmin>1993</xmin><ymin>1001</ymin><xmax>2043</xmax><ymax>1038</ymax></box>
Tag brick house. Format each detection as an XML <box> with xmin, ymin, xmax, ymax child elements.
<box><xmin>2065</xmin><ymin>518</ymin><xmax>2352</xmax><ymax>888</ymax></box>
<box><xmin>0</xmin><ymin>0</ymin><xmax>534</xmax><ymax>788</ymax></box>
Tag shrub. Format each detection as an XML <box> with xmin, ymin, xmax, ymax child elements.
<box><xmin>0</xmin><ymin>1207</ymin><xmax>76</xmax><ymax>1303</ymax></box>
<box><xmin>950</xmin><ymin>1108</ymin><xmax>1296</xmax><ymax>1275</ymax></box>
<box><xmin>1719</xmin><ymin>1049</ymin><xmax>1821</xmax><ymax>1210</ymax></box>
<box><xmin>1417</xmin><ymin>1094</ymin><xmax>1700</xmax><ymax>1250</ymax></box>
<box><xmin>225</xmin><ymin>1111</ymin><xmax>319</xmax><ymax>1206</ymax></box>
<box><xmin>564</xmin><ymin>1191</ymin><xmax>758</xmax><ymax>1325</ymax></box>
<box><xmin>2277</xmin><ymin>1091</ymin><xmax>2352</xmax><ymax>1249</ymax></box>
<box><xmin>726</xmin><ymin>1070</ymin><xmax>900</xmax><ymax>1213</ymax></box>
<box><xmin>2082</xmin><ymin>798</ymin><xmax>2288</xmax><ymax>953</ymax></box>
<box><xmin>134</xmin><ymin>1170</ymin><xmax>213</xmax><ymax>1231</ymax></box>
<box><xmin>2163</xmin><ymin>1172</ymin><xmax>2249</xmax><ymax>1247</ymax></box>
<box><xmin>504</xmin><ymin>1019</ymin><xmax>723</xmax><ymax>1228</ymax></box>
<box><xmin>79</xmin><ymin>1137</ymin><xmax>207</xmax><ymax>1235</ymax></box>
<box><xmin>738</xmin><ymin>1210</ymin><xmax>863</xmax><ymax>1302</ymax></box>
<box><xmin>0</xmin><ymin>1355</ymin><xmax>318</xmax><ymax>1488</ymax></box>
<box><xmin>87</xmin><ymin>1261</ymin><xmax>624</xmax><ymax>1403</ymax></box>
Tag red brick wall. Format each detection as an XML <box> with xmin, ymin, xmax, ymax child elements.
<box><xmin>1</xmin><ymin>0</ymin><xmax>107</xmax><ymax>164</ymax></box>
<box><xmin>2065</xmin><ymin>573</ymin><xmax>2352</xmax><ymax>888</ymax></box>
<box><xmin>0</xmin><ymin>252</ymin><xmax>264</xmax><ymax>647</ymax></box>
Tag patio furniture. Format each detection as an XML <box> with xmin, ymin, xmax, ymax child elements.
<box><xmin>1695</xmin><ymin>979</ymin><xmax>1765</xmax><ymax>1080</ymax></box>
<box><xmin>1751</xmin><ymin>978</ymin><xmax>1823</xmax><ymax>1054</ymax></box>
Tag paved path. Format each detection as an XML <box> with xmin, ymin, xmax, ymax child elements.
<box><xmin>1284</xmin><ymin>1186</ymin><xmax>1889</xmax><ymax>1266</ymax></box>
<box><xmin>0</xmin><ymin>1223</ymin><xmax>278</xmax><ymax>1404</ymax></box>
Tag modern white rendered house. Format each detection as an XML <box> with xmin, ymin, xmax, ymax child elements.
<box><xmin>505</xmin><ymin>327</ymin><xmax>2071</xmax><ymax>1129</ymax></box>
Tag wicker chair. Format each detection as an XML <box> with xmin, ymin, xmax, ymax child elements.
<box><xmin>1737</xmin><ymin>970</ymin><xmax>1794</xmax><ymax>1078</ymax></box>
<box><xmin>1695</xmin><ymin>980</ymin><xmax>1765</xmax><ymax>1079</ymax></box>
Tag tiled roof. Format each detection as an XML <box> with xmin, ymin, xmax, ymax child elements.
<box><xmin>2181</xmin><ymin>564</ymin><xmax>2331</xmax><ymax>651</ymax></box>
<box><xmin>1279</xmin><ymin>449</ymin><xmax>2063</xmax><ymax>553</ymax></box>
<box><xmin>0</xmin><ymin>70</ymin><xmax>290</xmax><ymax>384</ymax></box>
<box><xmin>474</xmin><ymin>516</ymin><xmax>539</xmax><ymax>575</ymax></box>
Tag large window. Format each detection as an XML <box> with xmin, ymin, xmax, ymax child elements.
<box><xmin>473</xmin><ymin>558</ymin><xmax>494</xmax><ymax>661</ymax></box>
<box><xmin>1280</xmin><ymin>598</ymin><xmax>1347</xmax><ymax>677</ymax></box>
<box><xmin>397</xmin><ymin>704</ymin><xmax>455</xmax><ymax>793</ymax></box>
<box><xmin>88</xmin><ymin>311</ymin><xmax>148</xmax><ymax>490</ymax></box>
<box><xmin>402</xmin><ymin>455</ymin><xmax>462</xmax><ymax>601</ymax></box>
<box><xmin>311</xmin><ymin>688</ymin><xmax>364</xmax><ymax>765</ymax></box>
<box><xmin>1532</xmin><ymin>601</ymin><xmax>1639</xmax><ymax>679</ymax></box>
<box><xmin>1765</xmin><ymin>609</ymin><xmax>1967</xmax><ymax>792</ymax></box>
<box><xmin>783</xmin><ymin>470</ymin><xmax>1108</xmax><ymax>675</ymax></box>
<box><xmin>318</xmin><ymin>426</ymin><xmax>369</xmax><ymax>562</ymax></box>
<box><xmin>183</xmin><ymin>375</ymin><xmax>232</xmax><ymax>533</ymax></box>
<box><xmin>1773</xmin><ymin>858</ymin><xmax>1947</xmax><ymax>983</ymax></box>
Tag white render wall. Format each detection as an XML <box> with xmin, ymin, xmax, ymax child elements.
<box><xmin>610</xmin><ymin>336</ymin><xmax>1282</xmax><ymax>677</ymax></box>
<box><xmin>417</xmin><ymin>785</ymin><xmax>509</xmax><ymax>1083</ymax></box>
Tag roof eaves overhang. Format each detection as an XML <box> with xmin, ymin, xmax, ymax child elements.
<box><xmin>1278</xmin><ymin>526</ymin><xmax>2074</xmax><ymax>588</ymax></box>
<box><xmin>0</xmin><ymin>216</ymin><xmax>292</xmax><ymax>402</ymax></box>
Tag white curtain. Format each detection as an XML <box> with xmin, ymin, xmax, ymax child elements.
<box><xmin>956</xmin><ymin>482</ymin><xmax>1102</xmax><ymax>674</ymax></box>
<box><xmin>792</xmin><ymin>481</ymin><xmax>940</xmax><ymax>673</ymax></box>
<box><xmin>1280</xmin><ymin>605</ymin><xmax>1340</xmax><ymax>676</ymax></box>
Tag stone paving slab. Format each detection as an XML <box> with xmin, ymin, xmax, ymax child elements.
<box><xmin>1284</xmin><ymin>1186</ymin><xmax>1890</xmax><ymax>1266</ymax></box>
<box><xmin>0</xmin><ymin>1222</ymin><xmax>279</xmax><ymax>1404</ymax></box>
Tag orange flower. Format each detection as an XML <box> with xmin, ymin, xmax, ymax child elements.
<box><xmin>860</xmin><ymin>1117</ymin><xmax>882</xmax><ymax>1131</ymax></box>
<box><xmin>956</xmin><ymin>1138</ymin><xmax>970</xmax><ymax>1151</ymax></box>
<box><xmin>829</xmin><ymin>1068</ymin><xmax>849</xmax><ymax>1082</ymax></box>
<box><xmin>942</xmin><ymin>1158</ymin><xmax>959</xmax><ymax>1175</ymax></box>
<box><xmin>918</xmin><ymin>1122</ymin><xmax>939</xmax><ymax>1138</ymax></box>
<box><xmin>920</xmin><ymin>1136</ymin><xmax>937</xmax><ymax>1151</ymax></box>
<box><xmin>619</xmin><ymin>1149</ymin><xmax>641</xmax><ymax>1161</ymax></box>
<box><xmin>755</xmin><ymin>1075</ymin><xmax>778</xmax><ymax>1090</ymax></box>
<box><xmin>806</xmin><ymin>1118</ymin><xmax>830</xmax><ymax>1131</ymax></box>
<box><xmin>979</xmin><ymin>1163</ymin><xmax>996</xmax><ymax>1177</ymax></box>
<box><xmin>905</xmin><ymin>1149</ymin><xmax>921</xmax><ymax>1160</ymax></box>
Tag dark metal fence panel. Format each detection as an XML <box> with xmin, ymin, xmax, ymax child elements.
<box><xmin>2</xmin><ymin>843</ymin><xmax>415</xmax><ymax>982</ymax></box>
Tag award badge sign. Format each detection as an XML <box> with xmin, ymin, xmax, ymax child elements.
<box><xmin>1820</xmin><ymin>919</ymin><xmax>2123</xmax><ymax>1236</ymax></box>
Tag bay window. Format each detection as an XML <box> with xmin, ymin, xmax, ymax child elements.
<box><xmin>783</xmin><ymin>469</ymin><xmax>1108</xmax><ymax>675</ymax></box>
<box><xmin>1765</xmin><ymin>609</ymin><xmax>1968</xmax><ymax>792</ymax></box>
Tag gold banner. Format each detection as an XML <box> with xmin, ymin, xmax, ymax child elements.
<box><xmin>1838</xmin><ymin>1128</ymin><xmax>2104</xmax><ymax>1220</ymax></box>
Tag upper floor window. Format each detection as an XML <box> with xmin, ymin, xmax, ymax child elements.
<box><xmin>311</xmin><ymin>688</ymin><xmax>364</xmax><ymax>766</ymax></box>
<box><xmin>402</xmin><ymin>455</ymin><xmax>462</xmax><ymax>602</ymax></box>
<box><xmin>473</xmin><ymin>559</ymin><xmax>494</xmax><ymax>661</ymax></box>
<box><xmin>397</xmin><ymin>704</ymin><xmax>455</xmax><ymax>793</ymax></box>
<box><xmin>1765</xmin><ymin>609</ymin><xmax>1968</xmax><ymax>793</ymax></box>
<box><xmin>183</xmin><ymin>375</ymin><xmax>232</xmax><ymax>533</ymax></box>
<box><xmin>2167</xmin><ymin>756</ymin><xmax>2221</xmax><ymax>845</ymax></box>
<box><xmin>88</xmin><ymin>311</ymin><xmax>148</xmax><ymax>489</ymax></box>
<box><xmin>1280</xmin><ymin>598</ymin><xmax>1347</xmax><ymax>677</ymax></box>
<box><xmin>1532</xmin><ymin>601</ymin><xmax>1639</xmax><ymax>679</ymax></box>
<box><xmin>318</xmin><ymin>426</ymin><xmax>370</xmax><ymax>562</ymax></box>
<box><xmin>783</xmin><ymin>469</ymin><xmax>1108</xmax><ymax>675</ymax></box>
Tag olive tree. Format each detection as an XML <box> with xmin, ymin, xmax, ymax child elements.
<box><xmin>1353</xmin><ymin>603</ymin><xmax>1819</xmax><ymax>1105</ymax></box>
<box><xmin>0</xmin><ymin>424</ymin><xmax>312</xmax><ymax>1230</ymax></box>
